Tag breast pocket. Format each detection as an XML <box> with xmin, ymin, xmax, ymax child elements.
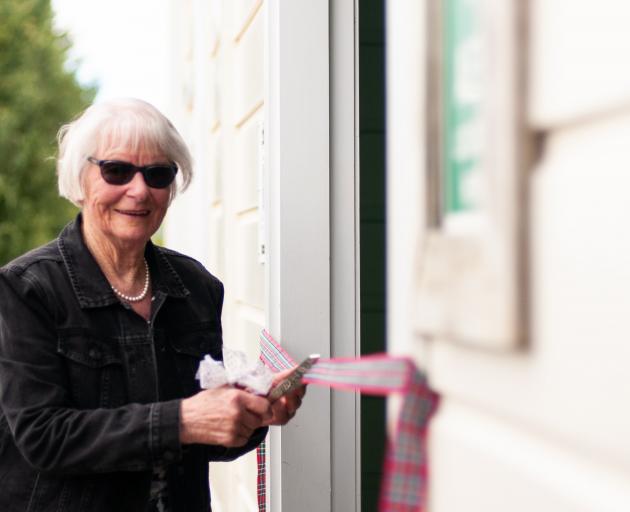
<box><xmin>169</xmin><ymin>323</ymin><xmax>222</xmax><ymax>395</ymax></box>
<box><xmin>57</xmin><ymin>330</ymin><xmax>126</xmax><ymax>408</ymax></box>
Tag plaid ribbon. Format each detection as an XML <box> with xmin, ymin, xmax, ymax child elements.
<box><xmin>257</xmin><ymin>330</ymin><xmax>439</xmax><ymax>512</ymax></box>
<box><xmin>256</xmin><ymin>440</ymin><xmax>267</xmax><ymax>511</ymax></box>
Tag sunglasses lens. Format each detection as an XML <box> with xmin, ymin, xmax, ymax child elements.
<box><xmin>144</xmin><ymin>166</ymin><xmax>177</xmax><ymax>189</ymax></box>
<box><xmin>95</xmin><ymin>159</ymin><xmax>177</xmax><ymax>189</ymax></box>
<box><xmin>101</xmin><ymin>162</ymin><xmax>135</xmax><ymax>185</ymax></box>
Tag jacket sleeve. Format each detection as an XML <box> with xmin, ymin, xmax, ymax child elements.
<box><xmin>206</xmin><ymin>426</ymin><xmax>268</xmax><ymax>462</ymax></box>
<box><xmin>0</xmin><ymin>267</ymin><xmax>182</xmax><ymax>475</ymax></box>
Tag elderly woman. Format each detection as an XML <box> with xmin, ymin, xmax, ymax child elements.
<box><xmin>0</xmin><ymin>98</ymin><xmax>303</xmax><ymax>511</ymax></box>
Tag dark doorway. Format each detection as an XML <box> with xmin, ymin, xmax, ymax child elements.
<box><xmin>359</xmin><ymin>1</ymin><xmax>386</xmax><ymax>510</ymax></box>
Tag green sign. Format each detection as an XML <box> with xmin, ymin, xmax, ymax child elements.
<box><xmin>443</xmin><ymin>0</ymin><xmax>483</xmax><ymax>214</ymax></box>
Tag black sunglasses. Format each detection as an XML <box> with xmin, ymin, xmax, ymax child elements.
<box><xmin>87</xmin><ymin>156</ymin><xmax>178</xmax><ymax>189</ymax></box>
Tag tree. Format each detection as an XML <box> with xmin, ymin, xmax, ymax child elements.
<box><xmin>0</xmin><ymin>0</ymin><xmax>95</xmax><ymax>265</ymax></box>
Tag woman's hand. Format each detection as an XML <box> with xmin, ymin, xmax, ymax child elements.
<box><xmin>179</xmin><ymin>388</ymin><xmax>272</xmax><ymax>447</ymax></box>
<box><xmin>264</xmin><ymin>367</ymin><xmax>307</xmax><ymax>426</ymax></box>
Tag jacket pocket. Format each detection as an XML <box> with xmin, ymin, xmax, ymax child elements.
<box><xmin>170</xmin><ymin>328</ymin><xmax>221</xmax><ymax>358</ymax></box>
<box><xmin>57</xmin><ymin>330</ymin><xmax>126</xmax><ymax>408</ymax></box>
<box><xmin>168</xmin><ymin>323</ymin><xmax>222</xmax><ymax>395</ymax></box>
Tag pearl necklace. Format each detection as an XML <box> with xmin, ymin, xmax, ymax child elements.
<box><xmin>111</xmin><ymin>259</ymin><xmax>150</xmax><ymax>303</ymax></box>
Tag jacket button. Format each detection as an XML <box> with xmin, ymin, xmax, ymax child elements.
<box><xmin>164</xmin><ymin>450</ymin><xmax>175</xmax><ymax>461</ymax></box>
<box><xmin>88</xmin><ymin>347</ymin><xmax>101</xmax><ymax>359</ymax></box>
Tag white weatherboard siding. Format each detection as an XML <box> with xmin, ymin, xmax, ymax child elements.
<box><xmin>166</xmin><ymin>1</ymin><xmax>336</xmax><ymax>511</ymax></box>
<box><xmin>387</xmin><ymin>1</ymin><xmax>630</xmax><ymax>511</ymax></box>
<box><xmin>165</xmin><ymin>1</ymin><xmax>265</xmax><ymax>510</ymax></box>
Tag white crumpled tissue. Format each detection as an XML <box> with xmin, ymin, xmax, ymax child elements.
<box><xmin>196</xmin><ymin>347</ymin><xmax>274</xmax><ymax>395</ymax></box>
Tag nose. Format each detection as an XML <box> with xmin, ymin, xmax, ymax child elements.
<box><xmin>125</xmin><ymin>169</ymin><xmax>150</xmax><ymax>199</ymax></box>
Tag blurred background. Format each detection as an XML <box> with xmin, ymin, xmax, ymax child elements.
<box><xmin>0</xmin><ymin>0</ymin><xmax>172</xmax><ymax>264</ymax></box>
<box><xmin>2</xmin><ymin>1</ymin><xmax>630</xmax><ymax>511</ymax></box>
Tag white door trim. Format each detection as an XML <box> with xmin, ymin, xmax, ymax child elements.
<box><xmin>330</xmin><ymin>1</ymin><xmax>360</xmax><ymax>511</ymax></box>
<box><xmin>265</xmin><ymin>1</ymin><xmax>331</xmax><ymax>510</ymax></box>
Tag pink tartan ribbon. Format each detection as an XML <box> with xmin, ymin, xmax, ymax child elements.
<box><xmin>256</xmin><ymin>439</ymin><xmax>266</xmax><ymax>511</ymax></box>
<box><xmin>257</xmin><ymin>330</ymin><xmax>439</xmax><ymax>512</ymax></box>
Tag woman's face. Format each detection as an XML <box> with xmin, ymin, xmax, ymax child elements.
<box><xmin>81</xmin><ymin>144</ymin><xmax>171</xmax><ymax>250</ymax></box>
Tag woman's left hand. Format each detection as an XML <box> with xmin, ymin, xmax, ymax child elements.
<box><xmin>264</xmin><ymin>367</ymin><xmax>307</xmax><ymax>426</ymax></box>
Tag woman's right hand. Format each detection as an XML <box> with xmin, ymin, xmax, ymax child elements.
<box><xmin>179</xmin><ymin>388</ymin><xmax>272</xmax><ymax>447</ymax></box>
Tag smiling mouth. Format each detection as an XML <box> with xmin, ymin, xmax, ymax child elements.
<box><xmin>116</xmin><ymin>209</ymin><xmax>150</xmax><ymax>217</ymax></box>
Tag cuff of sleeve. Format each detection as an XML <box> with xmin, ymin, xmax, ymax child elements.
<box><xmin>149</xmin><ymin>400</ymin><xmax>183</xmax><ymax>466</ymax></box>
<box><xmin>207</xmin><ymin>426</ymin><xmax>269</xmax><ymax>461</ymax></box>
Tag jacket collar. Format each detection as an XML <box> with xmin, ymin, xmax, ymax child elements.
<box><xmin>57</xmin><ymin>214</ymin><xmax>189</xmax><ymax>309</ymax></box>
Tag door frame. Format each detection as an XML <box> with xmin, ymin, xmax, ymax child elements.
<box><xmin>264</xmin><ymin>0</ymin><xmax>360</xmax><ymax>510</ymax></box>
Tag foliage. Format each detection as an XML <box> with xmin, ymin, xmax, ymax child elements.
<box><xmin>0</xmin><ymin>0</ymin><xmax>95</xmax><ymax>265</ymax></box>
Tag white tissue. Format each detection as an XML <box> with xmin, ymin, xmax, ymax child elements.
<box><xmin>196</xmin><ymin>347</ymin><xmax>274</xmax><ymax>395</ymax></box>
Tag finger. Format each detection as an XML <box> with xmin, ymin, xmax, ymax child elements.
<box><xmin>241</xmin><ymin>393</ymin><xmax>273</xmax><ymax>420</ymax></box>
<box><xmin>268</xmin><ymin>400</ymin><xmax>291</xmax><ymax>426</ymax></box>
<box><xmin>271</xmin><ymin>366</ymin><xmax>296</xmax><ymax>385</ymax></box>
<box><xmin>282</xmin><ymin>383</ymin><xmax>306</xmax><ymax>401</ymax></box>
<box><xmin>282</xmin><ymin>391</ymin><xmax>303</xmax><ymax>415</ymax></box>
<box><xmin>269</xmin><ymin>394</ymin><xmax>302</xmax><ymax>425</ymax></box>
<box><xmin>239</xmin><ymin>409</ymin><xmax>265</xmax><ymax>431</ymax></box>
<box><xmin>289</xmin><ymin>384</ymin><xmax>306</xmax><ymax>401</ymax></box>
<box><xmin>227</xmin><ymin>389</ymin><xmax>272</xmax><ymax>419</ymax></box>
<box><xmin>228</xmin><ymin>417</ymin><xmax>260</xmax><ymax>445</ymax></box>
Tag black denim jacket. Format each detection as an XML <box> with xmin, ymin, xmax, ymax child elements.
<box><xmin>0</xmin><ymin>215</ymin><xmax>266</xmax><ymax>511</ymax></box>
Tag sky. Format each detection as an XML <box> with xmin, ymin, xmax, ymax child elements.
<box><xmin>50</xmin><ymin>0</ymin><xmax>172</xmax><ymax>113</ymax></box>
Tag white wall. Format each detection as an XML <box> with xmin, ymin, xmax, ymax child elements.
<box><xmin>387</xmin><ymin>1</ymin><xmax>630</xmax><ymax>510</ymax></box>
<box><xmin>165</xmin><ymin>1</ymin><xmax>266</xmax><ymax>510</ymax></box>
<box><xmin>166</xmin><ymin>2</ymin><xmax>355</xmax><ymax>511</ymax></box>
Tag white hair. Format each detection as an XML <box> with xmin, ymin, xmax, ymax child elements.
<box><xmin>57</xmin><ymin>97</ymin><xmax>193</xmax><ymax>206</ymax></box>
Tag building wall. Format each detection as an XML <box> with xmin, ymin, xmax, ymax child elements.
<box><xmin>164</xmin><ymin>1</ymin><xmax>265</xmax><ymax>510</ymax></box>
<box><xmin>387</xmin><ymin>1</ymin><xmax>630</xmax><ymax>510</ymax></box>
